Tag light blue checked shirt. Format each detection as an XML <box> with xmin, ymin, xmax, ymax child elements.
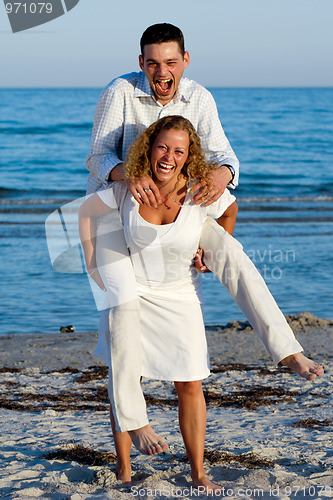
<box><xmin>86</xmin><ymin>72</ymin><xmax>239</xmax><ymax>194</ymax></box>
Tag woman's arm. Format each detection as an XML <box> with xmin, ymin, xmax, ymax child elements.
<box><xmin>217</xmin><ymin>201</ymin><xmax>238</xmax><ymax>235</ymax></box>
<box><xmin>78</xmin><ymin>193</ymin><xmax>111</xmax><ymax>290</ymax></box>
<box><xmin>194</xmin><ymin>201</ymin><xmax>238</xmax><ymax>273</ymax></box>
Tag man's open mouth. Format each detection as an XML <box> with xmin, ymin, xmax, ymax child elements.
<box><xmin>155</xmin><ymin>79</ymin><xmax>173</xmax><ymax>95</ymax></box>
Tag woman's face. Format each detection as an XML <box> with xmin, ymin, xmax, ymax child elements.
<box><xmin>150</xmin><ymin>128</ymin><xmax>189</xmax><ymax>186</ymax></box>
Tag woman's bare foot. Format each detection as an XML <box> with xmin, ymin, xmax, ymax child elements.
<box><xmin>115</xmin><ymin>463</ymin><xmax>132</xmax><ymax>484</ymax></box>
<box><xmin>192</xmin><ymin>475</ymin><xmax>223</xmax><ymax>494</ymax></box>
<box><xmin>128</xmin><ymin>425</ymin><xmax>168</xmax><ymax>455</ymax></box>
<box><xmin>280</xmin><ymin>353</ymin><xmax>324</xmax><ymax>380</ymax></box>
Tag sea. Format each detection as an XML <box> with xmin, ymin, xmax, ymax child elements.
<box><xmin>0</xmin><ymin>87</ymin><xmax>332</xmax><ymax>336</ymax></box>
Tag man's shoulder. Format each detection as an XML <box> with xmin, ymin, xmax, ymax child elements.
<box><xmin>102</xmin><ymin>72</ymin><xmax>142</xmax><ymax>95</ymax></box>
<box><xmin>180</xmin><ymin>77</ymin><xmax>213</xmax><ymax>100</ymax></box>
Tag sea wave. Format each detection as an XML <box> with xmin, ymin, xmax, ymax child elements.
<box><xmin>238</xmin><ymin>195</ymin><xmax>333</xmax><ymax>204</ymax></box>
<box><xmin>0</xmin><ymin>187</ymin><xmax>85</xmax><ymax>206</ymax></box>
<box><xmin>1</xmin><ymin>123</ymin><xmax>92</xmax><ymax>135</ymax></box>
<box><xmin>1</xmin><ymin>186</ymin><xmax>333</xmax><ymax>209</ymax></box>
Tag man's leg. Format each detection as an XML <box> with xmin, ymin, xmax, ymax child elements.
<box><xmin>199</xmin><ymin>217</ymin><xmax>322</xmax><ymax>378</ymax></box>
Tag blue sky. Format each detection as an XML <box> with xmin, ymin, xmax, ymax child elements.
<box><xmin>1</xmin><ymin>0</ymin><xmax>333</xmax><ymax>87</ymax></box>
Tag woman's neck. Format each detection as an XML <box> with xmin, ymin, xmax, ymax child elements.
<box><xmin>154</xmin><ymin>174</ymin><xmax>187</xmax><ymax>198</ymax></box>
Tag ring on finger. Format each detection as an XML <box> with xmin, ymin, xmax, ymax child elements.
<box><xmin>144</xmin><ymin>188</ymin><xmax>151</xmax><ymax>193</ymax></box>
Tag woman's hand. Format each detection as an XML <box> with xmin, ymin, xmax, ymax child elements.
<box><xmin>125</xmin><ymin>175</ymin><xmax>162</xmax><ymax>208</ymax></box>
<box><xmin>88</xmin><ymin>267</ymin><xmax>107</xmax><ymax>292</ymax></box>
<box><xmin>193</xmin><ymin>249</ymin><xmax>211</xmax><ymax>274</ymax></box>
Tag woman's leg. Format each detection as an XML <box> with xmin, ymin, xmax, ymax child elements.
<box><xmin>109</xmin><ymin>405</ymin><xmax>132</xmax><ymax>484</ymax></box>
<box><xmin>174</xmin><ymin>381</ymin><xmax>222</xmax><ymax>492</ymax></box>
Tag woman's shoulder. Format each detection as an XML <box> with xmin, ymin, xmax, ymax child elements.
<box><xmin>96</xmin><ymin>181</ymin><xmax>128</xmax><ymax>208</ymax></box>
<box><xmin>109</xmin><ymin>181</ymin><xmax>128</xmax><ymax>202</ymax></box>
<box><xmin>206</xmin><ymin>188</ymin><xmax>236</xmax><ymax>218</ymax></box>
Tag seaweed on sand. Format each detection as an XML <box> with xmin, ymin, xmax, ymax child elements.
<box><xmin>44</xmin><ymin>444</ymin><xmax>116</xmax><ymax>466</ymax></box>
<box><xmin>292</xmin><ymin>418</ymin><xmax>331</xmax><ymax>428</ymax></box>
<box><xmin>203</xmin><ymin>385</ymin><xmax>299</xmax><ymax>410</ymax></box>
<box><xmin>180</xmin><ymin>449</ymin><xmax>275</xmax><ymax>468</ymax></box>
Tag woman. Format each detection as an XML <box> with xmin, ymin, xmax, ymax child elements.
<box><xmin>79</xmin><ymin>115</ymin><xmax>238</xmax><ymax>491</ymax></box>
<box><xmin>79</xmin><ymin>116</ymin><xmax>323</xmax><ymax>490</ymax></box>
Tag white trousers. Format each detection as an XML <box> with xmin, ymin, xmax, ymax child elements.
<box><xmin>94</xmin><ymin>214</ymin><xmax>302</xmax><ymax>432</ymax></box>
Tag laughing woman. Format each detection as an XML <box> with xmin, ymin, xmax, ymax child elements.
<box><xmin>79</xmin><ymin>115</ymin><xmax>238</xmax><ymax>491</ymax></box>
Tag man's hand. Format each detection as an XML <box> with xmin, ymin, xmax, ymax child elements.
<box><xmin>191</xmin><ymin>165</ymin><xmax>233</xmax><ymax>206</ymax></box>
<box><xmin>126</xmin><ymin>175</ymin><xmax>162</xmax><ymax>208</ymax></box>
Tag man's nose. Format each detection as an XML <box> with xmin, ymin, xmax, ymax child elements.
<box><xmin>156</xmin><ymin>64</ymin><xmax>168</xmax><ymax>76</ymax></box>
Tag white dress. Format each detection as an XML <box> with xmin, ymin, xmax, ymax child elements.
<box><xmin>97</xmin><ymin>182</ymin><xmax>236</xmax><ymax>382</ymax></box>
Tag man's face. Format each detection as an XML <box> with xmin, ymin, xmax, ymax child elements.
<box><xmin>139</xmin><ymin>42</ymin><xmax>190</xmax><ymax>105</ymax></box>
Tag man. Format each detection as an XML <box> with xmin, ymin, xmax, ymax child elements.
<box><xmin>86</xmin><ymin>24</ymin><xmax>238</xmax><ymax>202</ymax></box>
<box><xmin>85</xmin><ymin>23</ymin><xmax>323</xmax><ymax>469</ymax></box>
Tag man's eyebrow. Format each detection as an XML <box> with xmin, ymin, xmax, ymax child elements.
<box><xmin>146</xmin><ymin>58</ymin><xmax>179</xmax><ymax>63</ymax></box>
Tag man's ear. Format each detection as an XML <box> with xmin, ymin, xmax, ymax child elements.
<box><xmin>139</xmin><ymin>55</ymin><xmax>144</xmax><ymax>71</ymax></box>
<box><xmin>183</xmin><ymin>51</ymin><xmax>190</xmax><ymax>69</ymax></box>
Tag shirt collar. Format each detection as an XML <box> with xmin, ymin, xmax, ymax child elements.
<box><xmin>134</xmin><ymin>72</ymin><xmax>154</xmax><ymax>98</ymax></box>
<box><xmin>134</xmin><ymin>72</ymin><xmax>191</xmax><ymax>104</ymax></box>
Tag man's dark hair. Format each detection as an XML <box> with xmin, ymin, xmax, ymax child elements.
<box><xmin>140</xmin><ymin>23</ymin><xmax>185</xmax><ymax>57</ymax></box>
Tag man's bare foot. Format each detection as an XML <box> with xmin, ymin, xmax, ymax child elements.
<box><xmin>115</xmin><ymin>463</ymin><xmax>132</xmax><ymax>484</ymax></box>
<box><xmin>280</xmin><ymin>352</ymin><xmax>324</xmax><ymax>380</ymax></box>
<box><xmin>192</xmin><ymin>475</ymin><xmax>223</xmax><ymax>494</ymax></box>
<box><xmin>128</xmin><ymin>425</ymin><xmax>168</xmax><ymax>455</ymax></box>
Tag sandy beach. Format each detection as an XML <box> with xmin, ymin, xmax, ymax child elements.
<box><xmin>0</xmin><ymin>312</ymin><xmax>332</xmax><ymax>499</ymax></box>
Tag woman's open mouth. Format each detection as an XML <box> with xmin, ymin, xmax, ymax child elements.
<box><xmin>158</xmin><ymin>162</ymin><xmax>174</xmax><ymax>173</ymax></box>
<box><xmin>155</xmin><ymin>79</ymin><xmax>173</xmax><ymax>95</ymax></box>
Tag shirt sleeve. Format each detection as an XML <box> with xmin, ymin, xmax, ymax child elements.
<box><xmin>197</xmin><ymin>90</ymin><xmax>239</xmax><ymax>188</ymax></box>
<box><xmin>85</xmin><ymin>82</ymin><xmax>125</xmax><ymax>186</ymax></box>
<box><xmin>206</xmin><ymin>188</ymin><xmax>236</xmax><ymax>219</ymax></box>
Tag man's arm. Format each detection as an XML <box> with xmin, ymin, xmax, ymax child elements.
<box><xmin>86</xmin><ymin>84</ymin><xmax>126</xmax><ymax>194</ymax></box>
<box><xmin>86</xmin><ymin>81</ymin><xmax>162</xmax><ymax>206</ymax></box>
<box><xmin>192</xmin><ymin>90</ymin><xmax>239</xmax><ymax>206</ymax></box>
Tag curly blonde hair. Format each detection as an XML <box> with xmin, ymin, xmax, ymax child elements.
<box><xmin>124</xmin><ymin>116</ymin><xmax>217</xmax><ymax>186</ymax></box>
